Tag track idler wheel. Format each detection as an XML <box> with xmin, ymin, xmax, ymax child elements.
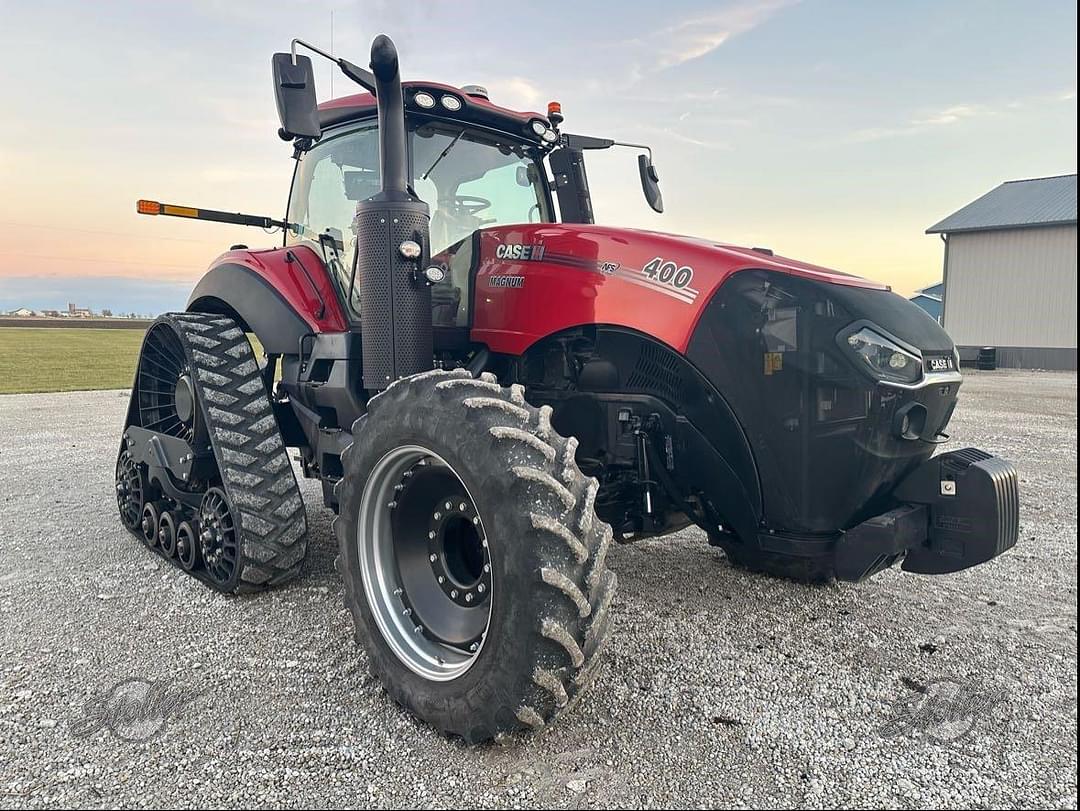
<box><xmin>199</xmin><ymin>488</ymin><xmax>238</xmax><ymax>588</ymax></box>
<box><xmin>157</xmin><ymin>511</ymin><xmax>178</xmax><ymax>558</ymax></box>
<box><xmin>175</xmin><ymin>521</ymin><xmax>200</xmax><ymax>572</ymax></box>
<box><xmin>115</xmin><ymin>450</ymin><xmax>146</xmax><ymax>532</ymax></box>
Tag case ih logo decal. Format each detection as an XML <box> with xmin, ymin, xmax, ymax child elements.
<box><xmin>495</xmin><ymin>243</ymin><xmax>546</xmax><ymax>261</ymax></box>
<box><xmin>927</xmin><ymin>355</ymin><xmax>955</xmax><ymax>372</ymax></box>
<box><xmin>489</xmin><ymin>274</ymin><xmax>526</xmax><ymax>288</ymax></box>
<box><xmin>624</xmin><ymin>257</ymin><xmax>698</xmax><ymax>304</ymax></box>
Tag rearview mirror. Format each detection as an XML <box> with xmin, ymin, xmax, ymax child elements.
<box><xmin>638</xmin><ymin>154</ymin><xmax>663</xmax><ymax>213</ymax></box>
<box><xmin>272</xmin><ymin>53</ymin><xmax>321</xmax><ymax>140</ymax></box>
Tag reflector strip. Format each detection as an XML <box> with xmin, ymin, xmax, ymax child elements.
<box><xmin>162</xmin><ymin>205</ymin><xmax>199</xmax><ymax>218</ymax></box>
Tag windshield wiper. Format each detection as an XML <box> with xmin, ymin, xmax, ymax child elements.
<box><xmin>420</xmin><ymin>130</ymin><xmax>465</xmax><ymax>181</ymax></box>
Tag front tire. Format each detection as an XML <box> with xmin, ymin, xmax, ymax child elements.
<box><xmin>335</xmin><ymin>369</ymin><xmax>615</xmax><ymax>743</ymax></box>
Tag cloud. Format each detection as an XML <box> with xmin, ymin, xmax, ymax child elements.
<box><xmin>848</xmin><ymin>102</ymin><xmax>991</xmax><ymax>143</ymax></box>
<box><xmin>911</xmin><ymin>104</ymin><xmax>983</xmax><ymax>127</ymax></box>
<box><xmin>847</xmin><ymin>87</ymin><xmax>1074</xmax><ymax>144</ymax></box>
<box><xmin>482</xmin><ymin>77</ymin><xmax>544</xmax><ymax>109</ymax></box>
<box><xmin>638</xmin><ymin>126</ymin><xmax>731</xmax><ymax>151</ymax></box>
<box><xmin>650</xmin><ymin>0</ymin><xmax>800</xmax><ymax>69</ymax></box>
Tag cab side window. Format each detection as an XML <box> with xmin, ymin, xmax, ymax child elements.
<box><xmin>287</xmin><ymin>125</ymin><xmax>380</xmax><ymax>312</ymax></box>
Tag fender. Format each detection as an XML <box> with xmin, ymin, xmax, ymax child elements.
<box><xmin>187</xmin><ymin>246</ymin><xmax>348</xmax><ymax>355</ymax></box>
<box><xmin>515</xmin><ymin>326</ymin><xmax>764</xmax><ymax>543</ymax></box>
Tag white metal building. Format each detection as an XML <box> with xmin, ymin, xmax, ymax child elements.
<box><xmin>927</xmin><ymin>174</ymin><xmax>1077</xmax><ymax>370</ymax></box>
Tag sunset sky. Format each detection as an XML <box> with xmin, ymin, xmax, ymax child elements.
<box><xmin>0</xmin><ymin>0</ymin><xmax>1075</xmax><ymax>313</ymax></box>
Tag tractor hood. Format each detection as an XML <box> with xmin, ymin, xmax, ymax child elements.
<box><xmin>465</xmin><ymin>222</ymin><xmax>898</xmax><ymax>357</ymax></box>
<box><xmin>462</xmin><ymin>221</ymin><xmax>961</xmax><ymax>542</ymax></box>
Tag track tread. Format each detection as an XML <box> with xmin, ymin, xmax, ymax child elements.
<box><xmin>120</xmin><ymin>312</ymin><xmax>308</xmax><ymax>593</ymax></box>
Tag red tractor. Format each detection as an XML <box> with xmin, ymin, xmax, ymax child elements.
<box><xmin>117</xmin><ymin>35</ymin><xmax>1019</xmax><ymax>742</ymax></box>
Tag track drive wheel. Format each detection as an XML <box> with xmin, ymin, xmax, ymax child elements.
<box><xmin>335</xmin><ymin>369</ymin><xmax>616</xmax><ymax>743</ymax></box>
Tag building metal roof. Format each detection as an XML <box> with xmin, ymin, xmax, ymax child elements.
<box><xmin>914</xmin><ymin>282</ymin><xmax>943</xmax><ymax>299</ymax></box>
<box><xmin>926</xmin><ymin>174</ymin><xmax>1077</xmax><ymax>234</ymax></box>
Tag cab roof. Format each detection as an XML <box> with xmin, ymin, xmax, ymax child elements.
<box><xmin>318</xmin><ymin>81</ymin><xmax>553</xmax><ymax>143</ymax></box>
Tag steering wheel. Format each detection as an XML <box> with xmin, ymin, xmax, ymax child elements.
<box><xmin>451</xmin><ymin>195</ymin><xmax>492</xmax><ymax>217</ymax></box>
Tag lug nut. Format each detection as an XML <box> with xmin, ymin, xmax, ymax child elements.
<box><xmin>429</xmin><ymin>554</ymin><xmax>437</xmax><ymax>563</ymax></box>
<box><xmin>433</xmin><ymin>511</ymin><xmax>441</xmax><ymax>520</ymax></box>
<box><xmin>465</xmin><ymin>593</ymin><xmax>474</xmax><ymax>603</ymax></box>
<box><xmin>437</xmin><ymin>576</ymin><xmax>445</xmax><ymax>583</ymax></box>
<box><xmin>387</xmin><ymin>501</ymin><xmax>397</xmax><ymax>509</ymax></box>
<box><xmin>459</xmin><ymin>502</ymin><xmax>467</xmax><ymax>511</ymax></box>
<box><xmin>428</xmin><ymin>531</ymin><xmax>436</xmax><ymax>540</ymax></box>
<box><xmin>469</xmin><ymin>642</ymin><xmax>479</xmax><ymax>653</ymax></box>
<box><xmin>483</xmin><ymin>563</ymin><xmax>490</xmax><ymax>573</ymax></box>
<box><xmin>445</xmin><ymin>501</ymin><xmax>452</xmax><ymax>510</ymax></box>
<box><xmin>477</xmin><ymin>583</ymin><xmax>486</xmax><ymax>593</ymax></box>
<box><xmin>450</xmin><ymin>589</ymin><xmax>458</xmax><ymax>598</ymax></box>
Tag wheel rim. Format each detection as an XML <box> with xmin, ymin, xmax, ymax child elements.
<box><xmin>199</xmin><ymin>488</ymin><xmax>238</xmax><ymax>586</ymax></box>
<box><xmin>116</xmin><ymin>450</ymin><xmax>145</xmax><ymax>530</ymax></box>
<box><xmin>357</xmin><ymin>445</ymin><xmax>492</xmax><ymax>682</ymax></box>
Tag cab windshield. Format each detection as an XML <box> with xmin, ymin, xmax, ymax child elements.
<box><xmin>286</xmin><ymin>120</ymin><xmax>552</xmax><ymax>311</ymax></box>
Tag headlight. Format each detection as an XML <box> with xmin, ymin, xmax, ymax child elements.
<box><xmin>844</xmin><ymin>327</ymin><xmax>922</xmax><ymax>384</ymax></box>
<box><xmin>413</xmin><ymin>91</ymin><xmax>436</xmax><ymax>109</ymax></box>
<box><xmin>440</xmin><ymin>94</ymin><xmax>462</xmax><ymax>111</ymax></box>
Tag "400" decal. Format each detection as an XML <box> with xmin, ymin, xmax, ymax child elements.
<box><xmin>642</xmin><ymin>257</ymin><xmax>695</xmax><ymax>289</ymax></box>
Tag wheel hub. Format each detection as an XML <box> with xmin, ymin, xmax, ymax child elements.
<box><xmin>174</xmin><ymin>373</ymin><xmax>195</xmax><ymax>426</ymax></box>
<box><xmin>427</xmin><ymin>495</ymin><xmax>491</xmax><ymax>608</ymax></box>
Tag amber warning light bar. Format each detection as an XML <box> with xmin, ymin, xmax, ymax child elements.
<box><xmin>136</xmin><ymin>199</ymin><xmax>289</xmax><ymax>230</ymax></box>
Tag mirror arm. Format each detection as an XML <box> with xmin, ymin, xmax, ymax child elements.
<box><xmin>613</xmin><ymin>141</ymin><xmax>653</xmax><ymax>162</ymax></box>
<box><xmin>291</xmin><ymin>38</ymin><xmax>376</xmax><ymax>93</ymax></box>
<box><xmin>561</xmin><ymin>135</ymin><xmax>653</xmax><ymax>162</ymax></box>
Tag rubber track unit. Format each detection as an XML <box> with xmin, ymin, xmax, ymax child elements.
<box><xmin>334</xmin><ymin>369</ymin><xmax>616</xmax><ymax>743</ymax></box>
<box><xmin>123</xmin><ymin>312</ymin><xmax>308</xmax><ymax>592</ymax></box>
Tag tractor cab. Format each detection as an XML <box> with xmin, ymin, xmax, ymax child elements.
<box><xmin>285</xmin><ymin>86</ymin><xmax>559</xmax><ymax>326</ymax></box>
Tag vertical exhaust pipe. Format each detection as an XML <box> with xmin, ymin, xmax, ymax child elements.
<box><xmin>356</xmin><ymin>34</ymin><xmax>433</xmax><ymax>391</ymax></box>
<box><xmin>369</xmin><ymin>35</ymin><xmax>409</xmax><ymax>199</ymax></box>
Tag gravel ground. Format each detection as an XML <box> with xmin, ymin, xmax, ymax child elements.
<box><xmin>0</xmin><ymin>370</ymin><xmax>1075</xmax><ymax>809</ymax></box>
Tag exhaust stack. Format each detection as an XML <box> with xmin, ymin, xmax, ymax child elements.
<box><xmin>355</xmin><ymin>35</ymin><xmax>433</xmax><ymax>391</ymax></box>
